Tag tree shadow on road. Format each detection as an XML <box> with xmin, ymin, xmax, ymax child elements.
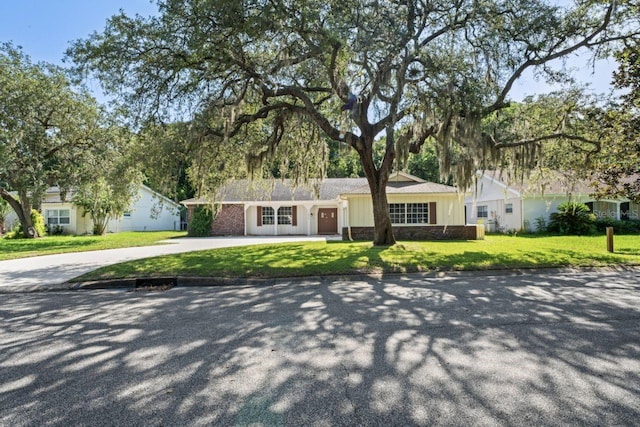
<box><xmin>1</xmin><ymin>269</ymin><xmax>640</xmax><ymax>425</ymax></box>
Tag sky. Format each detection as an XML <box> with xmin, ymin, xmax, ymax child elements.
<box><xmin>0</xmin><ymin>0</ymin><xmax>619</xmax><ymax>103</ymax></box>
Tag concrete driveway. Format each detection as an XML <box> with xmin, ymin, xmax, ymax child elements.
<box><xmin>0</xmin><ymin>236</ymin><xmax>334</xmax><ymax>290</ymax></box>
<box><xmin>2</xmin><ymin>269</ymin><xmax>639</xmax><ymax>426</ymax></box>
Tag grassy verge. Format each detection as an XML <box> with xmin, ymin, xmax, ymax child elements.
<box><xmin>0</xmin><ymin>231</ymin><xmax>187</xmax><ymax>261</ymax></box>
<box><xmin>74</xmin><ymin>234</ymin><xmax>640</xmax><ymax>282</ymax></box>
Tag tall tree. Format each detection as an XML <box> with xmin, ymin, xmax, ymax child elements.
<box><xmin>69</xmin><ymin>0</ymin><xmax>638</xmax><ymax>244</ymax></box>
<box><xmin>72</xmin><ymin>127</ymin><xmax>143</xmax><ymax>235</ymax></box>
<box><xmin>0</xmin><ymin>44</ymin><xmax>105</xmax><ymax>238</ymax></box>
<box><xmin>589</xmin><ymin>39</ymin><xmax>640</xmax><ymax>203</ymax></box>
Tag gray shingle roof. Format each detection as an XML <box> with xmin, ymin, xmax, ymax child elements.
<box><xmin>181</xmin><ymin>177</ymin><xmax>461</xmax><ymax>205</ymax></box>
<box><xmin>214</xmin><ymin>178</ymin><xmax>369</xmax><ymax>202</ymax></box>
<box><xmin>342</xmin><ymin>181</ymin><xmax>458</xmax><ymax>195</ymax></box>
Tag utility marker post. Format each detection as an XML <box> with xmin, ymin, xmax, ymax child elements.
<box><xmin>606</xmin><ymin>227</ymin><xmax>614</xmax><ymax>253</ymax></box>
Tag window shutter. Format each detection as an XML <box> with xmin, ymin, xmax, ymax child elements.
<box><xmin>292</xmin><ymin>206</ymin><xmax>297</xmax><ymax>226</ymax></box>
<box><xmin>257</xmin><ymin>206</ymin><xmax>262</xmax><ymax>227</ymax></box>
<box><xmin>429</xmin><ymin>202</ymin><xmax>437</xmax><ymax>224</ymax></box>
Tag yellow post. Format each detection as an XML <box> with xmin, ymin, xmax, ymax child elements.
<box><xmin>606</xmin><ymin>227</ymin><xmax>614</xmax><ymax>253</ymax></box>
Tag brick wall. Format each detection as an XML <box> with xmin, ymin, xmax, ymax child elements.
<box><xmin>343</xmin><ymin>225</ymin><xmax>484</xmax><ymax>241</ymax></box>
<box><xmin>211</xmin><ymin>204</ymin><xmax>245</xmax><ymax>236</ymax></box>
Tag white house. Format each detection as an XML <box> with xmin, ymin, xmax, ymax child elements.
<box><xmin>182</xmin><ymin>172</ymin><xmax>483</xmax><ymax>240</ymax></box>
<box><xmin>465</xmin><ymin>171</ymin><xmax>639</xmax><ymax>232</ymax></box>
<box><xmin>4</xmin><ymin>184</ymin><xmax>181</xmax><ymax>235</ymax></box>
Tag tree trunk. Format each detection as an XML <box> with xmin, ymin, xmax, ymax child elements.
<box><xmin>356</xmin><ymin>136</ymin><xmax>396</xmax><ymax>246</ymax></box>
<box><xmin>369</xmin><ymin>179</ymin><xmax>396</xmax><ymax>245</ymax></box>
<box><xmin>0</xmin><ymin>189</ymin><xmax>38</xmax><ymax>238</ymax></box>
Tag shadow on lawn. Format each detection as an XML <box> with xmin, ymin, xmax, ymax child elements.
<box><xmin>2</xmin><ymin>270</ymin><xmax>639</xmax><ymax>425</ymax></box>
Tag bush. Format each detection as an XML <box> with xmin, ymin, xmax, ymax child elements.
<box><xmin>47</xmin><ymin>224</ymin><xmax>65</xmax><ymax>235</ymax></box>
<box><xmin>188</xmin><ymin>206</ymin><xmax>213</xmax><ymax>237</ymax></box>
<box><xmin>594</xmin><ymin>218</ymin><xmax>640</xmax><ymax>234</ymax></box>
<box><xmin>9</xmin><ymin>209</ymin><xmax>47</xmax><ymax>238</ymax></box>
<box><xmin>547</xmin><ymin>202</ymin><xmax>596</xmax><ymax>235</ymax></box>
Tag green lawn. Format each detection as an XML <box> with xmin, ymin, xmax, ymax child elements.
<box><xmin>74</xmin><ymin>234</ymin><xmax>640</xmax><ymax>282</ymax></box>
<box><xmin>0</xmin><ymin>231</ymin><xmax>187</xmax><ymax>260</ymax></box>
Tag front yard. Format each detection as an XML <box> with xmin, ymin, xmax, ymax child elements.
<box><xmin>0</xmin><ymin>231</ymin><xmax>187</xmax><ymax>261</ymax></box>
<box><xmin>73</xmin><ymin>234</ymin><xmax>640</xmax><ymax>281</ymax></box>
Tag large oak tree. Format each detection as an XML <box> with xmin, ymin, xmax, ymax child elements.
<box><xmin>70</xmin><ymin>0</ymin><xmax>638</xmax><ymax>244</ymax></box>
<box><xmin>0</xmin><ymin>44</ymin><xmax>106</xmax><ymax>237</ymax></box>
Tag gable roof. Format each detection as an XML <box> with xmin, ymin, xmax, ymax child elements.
<box><xmin>478</xmin><ymin>170</ymin><xmax>593</xmax><ymax>196</ymax></box>
<box><xmin>182</xmin><ymin>178</ymin><xmax>369</xmax><ymax>204</ymax></box>
<box><xmin>181</xmin><ymin>173</ymin><xmax>458</xmax><ymax>205</ymax></box>
<box><xmin>41</xmin><ymin>185</ymin><xmax>181</xmax><ymax>208</ymax></box>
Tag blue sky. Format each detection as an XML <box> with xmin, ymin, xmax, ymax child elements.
<box><xmin>0</xmin><ymin>1</ymin><xmax>617</xmax><ymax>102</ymax></box>
<box><xmin>0</xmin><ymin>1</ymin><xmax>157</xmax><ymax>65</ymax></box>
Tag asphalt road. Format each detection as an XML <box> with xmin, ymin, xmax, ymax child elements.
<box><xmin>2</xmin><ymin>268</ymin><xmax>640</xmax><ymax>426</ymax></box>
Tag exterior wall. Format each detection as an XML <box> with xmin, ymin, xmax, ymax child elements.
<box><xmin>346</xmin><ymin>194</ymin><xmax>465</xmax><ymax>227</ymax></box>
<box><xmin>247</xmin><ymin>204</ymin><xmax>311</xmax><ymax>235</ymax></box>
<box><xmin>106</xmin><ymin>186</ymin><xmax>180</xmax><ymax>233</ymax></box>
<box><xmin>41</xmin><ymin>202</ymin><xmax>80</xmax><ymax>234</ymax></box>
<box><xmin>465</xmin><ymin>174</ymin><xmax>638</xmax><ymax>232</ymax></box>
<box><xmin>466</xmin><ymin>197</ymin><xmax>522</xmax><ymax>232</ymax></box>
<box><xmin>343</xmin><ymin>225</ymin><xmax>484</xmax><ymax>241</ymax></box>
<box><xmin>522</xmin><ymin>195</ymin><xmax>597</xmax><ymax>231</ymax></box>
<box><xmin>465</xmin><ymin>175</ymin><xmax>523</xmax><ymax>232</ymax></box>
<box><xmin>211</xmin><ymin>204</ymin><xmax>245</xmax><ymax>235</ymax></box>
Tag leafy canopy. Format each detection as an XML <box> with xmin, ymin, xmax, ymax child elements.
<box><xmin>69</xmin><ymin>0</ymin><xmax>639</xmax><ymax>244</ymax></box>
<box><xmin>0</xmin><ymin>43</ymin><xmax>107</xmax><ymax>237</ymax></box>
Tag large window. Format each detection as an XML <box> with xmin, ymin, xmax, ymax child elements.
<box><xmin>389</xmin><ymin>203</ymin><xmax>429</xmax><ymax>224</ymax></box>
<box><xmin>407</xmin><ymin>203</ymin><xmax>429</xmax><ymax>224</ymax></box>
<box><xmin>477</xmin><ymin>205</ymin><xmax>488</xmax><ymax>218</ymax></box>
<box><xmin>261</xmin><ymin>207</ymin><xmax>275</xmax><ymax>225</ymax></box>
<box><xmin>389</xmin><ymin>203</ymin><xmax>406</xmax><ymax>224</ymax></box>
<box><xmin>278</xmin><ymin>206</ymin><xmax>292</xmax><ymax>225</ymax></box>
<box><xmin>46</xmin><ymin>209</ymin><xmax>70</xmax><ymax>226</ymax></box>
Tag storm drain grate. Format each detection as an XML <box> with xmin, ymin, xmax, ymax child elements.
<box><xmin>134</xmin><ymin>277</ymin><xmax>177</xmax><ymax>291</ymax></box>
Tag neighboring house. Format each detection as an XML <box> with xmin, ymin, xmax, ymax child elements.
<box><xmin>182</xmin><ymin>172</ymin><xmax>483</xmax><ymax>240</ymax></box>
<box><xmin>466</xmin><ymin>171</ymin><xmax>639</xmax><ymax>232</ymax></box>
<box><xmin>4</xmin><ymin>185</ymin><xmax>181</xmax><ymax>235</ymax></box>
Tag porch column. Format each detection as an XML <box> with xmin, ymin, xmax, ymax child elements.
<box><xmin>244</xmin><ymin>204</ymin><xmax>251</xmax><ymax>236</ymax></box>
<box><xmin>616</xmin><ymin>202</ymin><xmax>621</xmax><ymax>220</ymax></box>
<box><xmin>272</xmin><ymin>204</ymin><xmax>280</xmax><ymax>235</ymax></box>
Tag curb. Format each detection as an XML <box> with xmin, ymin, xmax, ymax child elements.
<box><xmin>2</xmin><ymin>265</ymin><xmax>639</xmax><ymax>294</ymax></box>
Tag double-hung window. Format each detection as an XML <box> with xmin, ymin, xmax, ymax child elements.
<box><xmin>46</xmin><ymin>209</ymin><xmax>70</xmax><ymax>227</ymax></box>
<box><xmin>278</xmin><ymin>206</ymin><xmax>292</xmax><ymax>225</ymax></box>
<box><xmin>261</xmin><ymin>207</ymin><xmax>275</xmax><ymax>225</ymax></box>
<box><xmin>407</xmin><ymin>203</ymin><xmax>429</xmax><ymax>224</ymax></box>
<box><xmin>389</xmin><ymin>203</ymin><xmax>406</xmax><ymax>224</ymax></box>
<box><xmin>477</xmin><ymin>205</ymin><xmax>488</xmax><ymax>218</ymax></box>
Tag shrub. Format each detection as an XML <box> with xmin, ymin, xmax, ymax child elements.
<box><xmin>594</xmin><ymin>218</ymin><xmax>640</xmax><ymax>234</ymax></box>
<box><xmin>188</xmin><ymin>206</ymin><xmax>213</xmax><ymax>237</ymax></box>
<box><xmin>547</xmin><ymin>202</ymin><xmax>596</xmax><ymax>235</ymax></box>
<box><xmin>9</xmin><ymin>210</ymin><xmax>47</xmax><ymax>238</ymax></box>
<box><xmin>534</xmin><ymin>217</ymin><xmax>547</xmax><ymax>233</ymax></box>
<box><xmin>47</xmin><ymin>224</ymin><xmax>65</xmax><ymax>235</ymax></box>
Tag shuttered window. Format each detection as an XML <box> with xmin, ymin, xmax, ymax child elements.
<box><xmin>260</xmin><ymin>206</ymin><xmax>274</xmax><ymax>225</ymax></box>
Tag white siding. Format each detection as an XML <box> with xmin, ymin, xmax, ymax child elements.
<box><xmin>465</xmin><ymin>175</ymin><xmax>522</xmax><ymax>231</ymax></box>
<box><xmin>347</xmin><ymin>194</ymin><xmax>465</xmax><ymax>227</ymax></box>
<box><xmin>247</xmin><ymin>204</ymin><xmax>314</xmax><ymax>236</ymax></box>
<box><xmin>107</xmin><ymin>186</ymin><xmax>180</xmax><ymax>232</ymax></box>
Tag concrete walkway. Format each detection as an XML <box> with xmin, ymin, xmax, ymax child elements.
<box><xmin>0</xmin><ymin>236</ymin><xmax>335</xmax><ymax>290</ymax></box>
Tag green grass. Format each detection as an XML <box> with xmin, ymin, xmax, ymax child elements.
<box><xmin>74</xmin><ymin>234</ymin><xmax>640</xmax><ymax>282</ymax></box>
<box><xmin>0</xmin><ymin>231</ymin><xmax>187</xmax><ymax>260</ymax></box>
